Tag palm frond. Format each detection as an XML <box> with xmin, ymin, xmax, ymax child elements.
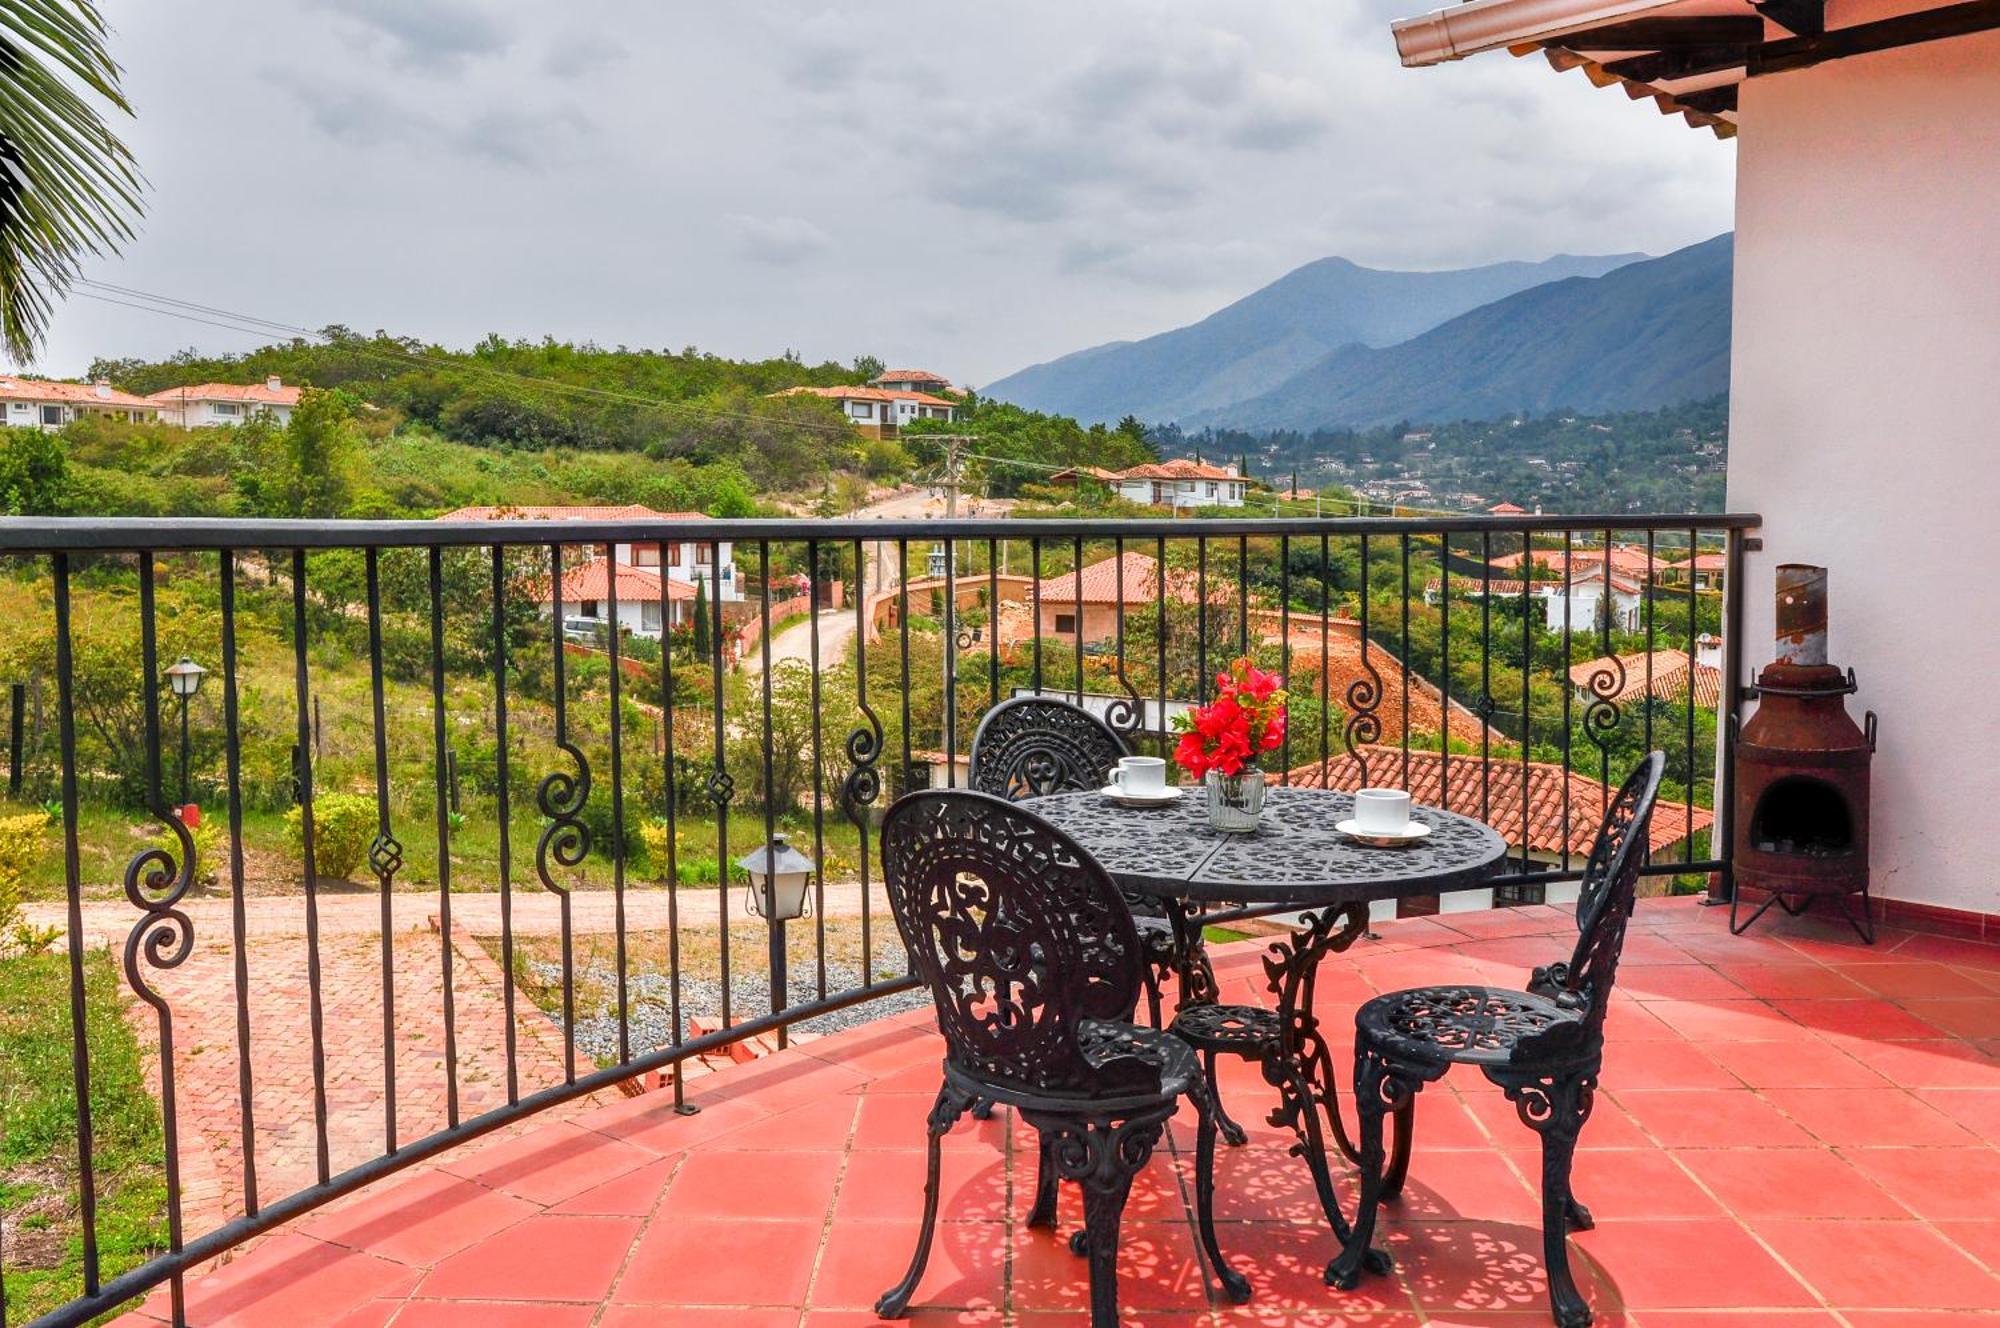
<box><xmin>0</xmin><ymin>0</ymin><xmax>143</xmax><ymax>365</ymax></box>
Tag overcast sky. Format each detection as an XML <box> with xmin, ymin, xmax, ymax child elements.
<box><xmin>32</xmin><ymin>0</ymin><xmax>1734</xmax><ymax>384</ymax></box>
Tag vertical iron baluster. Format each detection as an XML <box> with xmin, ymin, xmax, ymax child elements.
<box><xmin>127</xmin><ymin>552</ymin><xmax>192</xmax><ymax>1325</ymax></box>
<box><xmin>535</xmin><ymin>543</ymin><xmax>585</xmax><ymax>1085</ymax></box>
<box><xmin>708</xmin><ymin>540</ymin><xmax>732</xmax><ymax>1029</ymax></box>
<box><xmin>659</xmin><ymin>571</ymin><xmax>690</xmax><ymax>1113</ymax></box>
<box><xmin>1644</xmin><ymin>532</ymin><xmax>1657</xmax><ymax>773</ymax></box>
<box><xmin>1030</xmin><ymin>539</ymin><xmax>1043</xmax><ymax>693</ymax></box>
<box><xmin>1561</xmin><ymin>533</ymin><xmax>1574</xmax><ymax>872</ymax></box>
<box><xmin>51</xmin><ymin>554</ymin><xmax>100</xmax><ymax>1296</ymax></box>
<box><xmin>808</xmin><ymin>540</ymin><xmax>827</xmax><ymax>999</ymax></box>
<box><xmin>845</xmin><ymin>538</ymin><xmax>882</xmax><ymax>986</ymax></box>
<box><xmin>1480</xmin><ymin>531</ymin><xmax>1493</xmax><ymax>823</ymax></box>
<box><xmin>1278</xmin><ymin>535</ymin><xmax>1290</xmax><ymax>782</ymax></box>
<box><xmin>942</xmin><ymin>536</ymin><xmax>957</xmax><ymax>777</ymax></box>
<box><xmin>1236</xmin><ymin>535</ymin><xmax>1248</xmax><ymax>654</ymax></box>
<box><xmin>291</xmin><ymin>550</ymin><xmax>332</xmax><ymax>1184</ymax></box>
<box><xmin>1685</xmin><ymin>526</ymin><xmax>1700</xmax><ymax>864</ymax></box>
<box><xmin>757</xmin><ymin>541</ymin><xmax>783</xmax><ymax>1039</ymax></box>
<box><xmin>219</xmin><ymin>552</ymin><xmax>258</xmax><ymax>1212</ymax></box>
<box><xmin>1591</xmin><ymin>527</ymin><xmax>1620</xmax><ymax>815</ymax></box>
<box><xmin>896</xmin><ymin>539</ymin><xmax>911</xmax><ymax>790</ymax></box>
<box><xmin>1318</xmin><ymin>533</ymin><xmax>1330</xmax><ymax>777</ymax></box>
<box><xmin>986</xmin><ymin>538</ymin><xmax>999</xmax><ymax>709</ymax></box>
<box><xmin>363</xmin><ymin>549</ymin><xmax>400</xmax><ymax>1153</ymax></box>
<box><xmin>1108</xmin><ymin>536</ymin><xmax>1140</xmax><ymax>738</ymax></box>
<box><xmin>1439</xmin><ymin>534</ymin><xmax>1451</xmax><ymax>804</ymax></box>
<box><xmin>1196</xmin><ymin>538</ymin><xmax>1209</xmax><ymax>703</ymax></box>
<box><xmin>1520</xmin><ymin>534</ymin><xmax>1534</xmax><ymax>875</ymax></box>
<box><xmin>1400</xmin><ymin>534</ymin><xmax>1412</xmax><ymax>786</ymax></box>
<box><xmin>490</xmin><ymin>546</ymin><xmax>518</xmax><ymax>1104</ymax></box>
<box><xmin>602</xmin><ymin>542</ymin><xmax>629</xmax><ymax>1066</ymax></box>
<box><xmin>427</xmin><ymin>548</ymin><xmax>460</xmax><ymax>1124</ymax></box>
<box><xmin>1071</xmin><ymin>534</ymin><xmax>1084</xmax><ymax>706</ymax></box>
<box><xmin>1344</xmin><ymin>534</ymin><xmax>1382</xmax><ymax>784</ymax></box>
<box><xmin>1155</xmin><ymin>535</ymin><xmax>1168</xmax><ymax>752</ymax></box>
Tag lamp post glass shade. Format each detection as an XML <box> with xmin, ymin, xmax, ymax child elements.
<box><xmin>738</xmin><ymin>833</ymin><xmax>815</xmax><ymax>921</ymax></box>
<box><xmin>165</xmin><ymin>656</ymin><xmax>207</xmax><ymax>698</ymax></box>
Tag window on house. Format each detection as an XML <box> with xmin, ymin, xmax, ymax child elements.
<box><xmin>581</xmin><ymin>600</ymin><xmax>600</xmax><ymax>618</ymax></box>
<box><xmin>1494</xmin><ymin>881</ymin><xmax>1546</xmax><ymax>908</ymax></box>
<box><xmin>213</xmin><ymin>402</ymin><xmax>240</xmax><ymax>416</ymax></box>
<box><xmin>641</xmin><ymin>601</ymin><xmax>662</xmax><ymax>632</ymax></box>
<box><xmin>695</xmin><ymin>545</ymin><xmax>714</xmax><ymax>565</ymax></box>
<box><xmin>632</xmin><ymin>544</ymin><xmax>660</xmax><ymax>567</ymax></box>
<box><xmin>1207</xmin><ymin>483</ymin><xmax>1217</xmax><ymax>497</ymax></box>
<box><xmin>1054</xmin><ymin>613</ymin><xmax>1077</xmax><ymax>634</ymax></box>
<box><xmin>40</xmin><ymin>405</ymin><xmax>62</xmax><ymax>426</ymax></box>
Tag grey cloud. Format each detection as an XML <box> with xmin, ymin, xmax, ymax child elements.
<box><xmin>279</xmin><ymin>74</ymin><xmax>433</xmax><ymax>146</ymax></box>
<box><xmin>312</xmin><ymin>0</ymin><xmax>509</xmax><ymax>70</ymax></box>
<box><xmin>543</xmin><ymin>34</ymin><xmax>625</xmax><ymax>79</ymax></box>
<box><xmin>731</xmin><ymin>215</ymin><xmax>836</xmax><ymax>266</ymax></box>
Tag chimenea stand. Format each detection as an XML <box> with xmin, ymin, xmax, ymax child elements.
<box><xmin>1731</xmin><ymin>564</ymin><xmax>1878</xmax><ymax>942</ymax></box>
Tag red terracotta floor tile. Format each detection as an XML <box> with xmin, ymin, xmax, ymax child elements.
<box><xmin>1833</xmin><ymin>962</ymin><xmax>1999</xmax><ymax>999</ymax></box>
<box><xmin>1925</xmin><ymin>1087</ymin><xmax>2000</xmax><ymax>1135</ymax></box>
<box><xmin>806</xmin><ymin>1312</ymin><xmax>1001</xmax><ymax>1328</ymax></box>
<box><xmin>1207</xmin><ymin>1143</ymin><xmax>1354</xmax><ymax>1224</ymax></box>
<box><xmin>811</xmin><ymin>1218</ymin><xmax>1005</xmax><ymax>1311</ymax></box>
<box><xmin>1675</xmin><ymin>1147</ymin><xmax>1906</xmax><ymax>1219</ymax></box>
<box><xmin>832</xmin><ymin>1144</ymin><xmax>1012</xmax><ymax>1223</ymax></box>
<box><xmin>1565</xmin><ymin>1219</ymin><xmax>1815</xmax><ymax>1310</ymax></box>
<box><xmin>1903</xmin><ymin>998</ymin><xmax>2000</xmax><ymax>1040</ymax></box>
<box><xmin>1889</xmin><ymin>935</ymin><xmax>2000</xmax><ymax>973</ymax></box>
<box><xmin>1710</xmin><ymin>962</ymin><xmax>1870</xmax><ymax>1000</ymax></box>
<box><xmin>1208</xmin><ymin>1221</ymin><xmax>1405</xmax><ymax>1314</ymax></box>
<box><xmin>612</xmin><ymin>1216</ymin><xmax>823</xmax><ymax>1306</ymax></box>
<box><xmin>1842</xmin><ymin>1314</ymin><xmax>2000</xmax><ymax>1327</ymax></box>
<box><xmin>548</xmin><ymin>1155</ymin><xmax>678</xmax><ymax>1215</ymax></box>
<box><xmin>1517</xmin><ymin>1148</ymin><xmax>1724</xmax><ymax>1221</ymax></box>
<box><xmin>415</xmin><ymin>1213</ymin><xmax>640</xmax><ymax>1303</ymax></box>
<box><xmin>1774</xmin><ymin>998</ymin><xmax>1960</xmax><ymax>1041</ymax></box>
<box><xmin>851</xmin><ymin>1089</ymin><xmax>1009</xmax><ymax>1152</ymax></box>
<box><xmin>298</xmin><ymin>1171</ymin><xmax>538</xmax><ymax>1266</ymax></box>
<box><xmin>1756</xmin><ymin>1087</ymin><xmax>1976</xmax><ymax>1147</ymax></box>
<box><xmin>661</xmin><ymin>1146</ymin><xmax>843</xmax><ymax>1220</ymax></box>
<box><xmin>1829</xmin><ymin>1037</ymin><xmax>2000</xmax><ymax>1088</ymax></box>
<box><xmin>1748</xmin><ymin>1218</ymin><xmax>2000</xmax><ymax>1310</ymax></box>
<box><xmin>1010</xmin><ymin>1218</ymin><xmax>1212</xmax><ymax>1314</ymax></box>
<box><xmin>704</xmin><ymin>1096</ymin><xmax>864</xmax><ymax>1151</ymax></box>
<box><xmin>1635</xmin><ymin>1314</ymin><xmax>1840</xmax><ymax>1326</ymax></box>
<box><xmin>391</xmin><ymin>1302</ymin><xmax>598</xmax><ymax>1327</ymax></box>
<box><xmin>1621</xmin><ymin>966</ymin><xmax>1750</xmax><ymax>1002</ymax></box>
<box><xmin>602</xmin><ymin>1309</ymin><xmax>804</xmax><ymax>1328</ymax></box>
<box><xmin>438</xmin><ymin>1121</ymin><xmax>661</xmax><ymax>1205</ymax></box>
<box><xmin>1612</xmin><ymin>1089</ymin><xmax>1817</xmax><ymax>1148</ymax></box>
<box><xmin>1700</xmin><ymin>1037</ymin><xmax>1887</xmax><ymax>1089</ymax></box>
<box><xmin>1936</xmin><ymin>1220</ymin><xmax>2000</xmax><ymax>1272</ymax></box>
<box><xmin>1839</xmin><ymin>1145</ymin><xmax>2000</xmax><ymax>1220</ymax></box>
<box><xmin>1644</xmin><ymin>999</ymin><xmax>1800</xmax><ymax>1042</ymax></box>
<box><xmin>1381</xmin><ymin>1217</ymin><xmax>1617</xmax><ymax>1319</ymax></box>
<box><xmin>162</xmin><ymin>1233</ymin><xmax>422</xmax><ymax>1327</ymax></box>
<box><xmin>1386</xmin><ymin>1149</ymin><xmax>1540</xmax><ymax>1224</ymax></box>
<box><xmin>1594</xmin><ymin>1040</ymin><xmax>1741</xmax><ymax>1092</ymax></box>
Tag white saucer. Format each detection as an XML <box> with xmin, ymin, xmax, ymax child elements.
<box><xmin>1335</xmin><ymin>818</ymin><xmax>1432</xmax><ymax>847</ymax></box>
<box><xmin>1100</xmin><ymin>784</ymin><xmax>1186</xmax><ymax>808</ymax></box>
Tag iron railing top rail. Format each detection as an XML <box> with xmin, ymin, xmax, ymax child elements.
<box><xmin>0</xmin><ymin>512</ymin><xmax>1762</xmax><ymax>552</ymax></box>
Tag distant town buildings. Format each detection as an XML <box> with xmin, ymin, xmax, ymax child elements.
<box><xmin>0</xmin><ymin>377</ymin><xmax>158</xmax><ymax>430</ymax></box>
<box><xmin>770</xmin><ymin>383</ymin><xmax>960</xmax><ymax>439</ymax></box>
<box><xmin>1052</xmin><ymin>458</ymin><xmax>1250</xmax><ymax>509</ymax></box>
<box><xmin>148</xmin><ymin>376</ymin><xmax>302</xmax><ymax>427</ymax></box>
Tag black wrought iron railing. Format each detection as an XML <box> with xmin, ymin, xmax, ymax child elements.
<box><xmin>0</xmin><ymin>511</ymin><xmax>1757</xmax><ymax>1327</ymax></box>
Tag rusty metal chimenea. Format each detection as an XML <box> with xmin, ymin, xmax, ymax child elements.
<box><xmin>1731</xmin><ymin>564</ymin><xmax>1878</xmax><ymax>941</ymax></box>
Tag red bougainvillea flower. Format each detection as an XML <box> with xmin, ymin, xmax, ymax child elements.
<box><xmin>1172</xmin><ymin>655</ymin><xmax>1290</xmax><ymax>780</ymax></box>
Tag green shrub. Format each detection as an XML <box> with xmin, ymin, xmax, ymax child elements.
<box><xmin>0</xmin><ymin>811</ymin><xmax>50</xmax><ymax>949</ymax></box>
<box><xmin>154</xmin><ymin>816</ymin><xmax>227</xmax><ymax>889</ymax></box>
<box><xmin>285</xmin><ymin>792</ymin><xmax>376</xmax><ymax>880</ymax></box>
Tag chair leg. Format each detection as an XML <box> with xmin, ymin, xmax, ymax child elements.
<box><xmin>1022</xmin><ymin>1111</ymin><xmax>1169</xmax><ymax>1328</ymax></box>
<box><xmin>1078</xmin><ymin>1153</ymin><xmax>1139</xmax><ymax>1328</ymax></box>
<box><xmin>1326</xmin><ymin>1046</ymin><xmax>1409</xmax><ymax>1290</ymax></box>
<box><xmin>875</xmin><ymin>1084</ymin><xmax>969</xmax><ymax>1318</ymax></box>
<box><xmin>1494</xmin><ymin>1069</ymin><xmax>1597</xmax><ymax>1328</ymax></box>
<box><xmin>1025</xmin><ymin>1134</ymin><xmax>1059</xmax><ymax>1230</ymax></box>
<box><xmin>1192</xmin><ymin>1080</ymin><xmax>1251</xmax><ymax>1302</ymax></box>
<box><xmin>1381</xmin><ymin>1095</ymin><xmax>1415</xmax><ymax>1200</ymax></box>
<box><xmin>1144</xmin><ymin>971</ymin><xmax>1164</xmax><ymax>1029</ymax></box>
<box><xmin>1202</xmin><ymin>1050</ymin><xmax>1249</xmax><ymax>1147</ymax></box>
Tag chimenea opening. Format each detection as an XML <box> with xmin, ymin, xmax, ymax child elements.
<box><xmin>1750</xmin><ymin>775</ymin><xmax>1855</xmax><ymax>858</ymax></box>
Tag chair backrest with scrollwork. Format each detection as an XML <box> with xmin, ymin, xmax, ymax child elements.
<box><xmin>968</xmin><ymin>697</ymin><xmax>1130</xmax><ymax>802</ymax></box>
<box><xmin>881</xmin><ymin>789</ymin><xmax>1148</xmax><ymax>1097</ymax></box>
<box><xmin>1535</xmin><ymin>751</ymin><xmax>1663</xmax><ymax>1045</ymax></box>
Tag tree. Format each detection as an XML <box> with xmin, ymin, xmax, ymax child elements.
<box><xmin>690</xmin><ymin>577</ymin><xmax>710</xmax><ymax>658</ymax></box>
<box><xmin>0</xmin><ymin>425</ymin><xmax>69</xmax><ymax>512</ymax></box>
<box><xmin>0</xmin><ymin>0</ymin><xmax>144</xmax><ymax>364</ymax></box>
<box><xmin>852</xmin><ymin>353</ymin><xmax>884</xmax><ymax>381</ymax></box>
<box><xmin>236</xmin><ymin>388</ymin><xmax>361</xmax><ymax>518</ymax></box>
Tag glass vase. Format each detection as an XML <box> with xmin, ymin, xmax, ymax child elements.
<box><xmin>1204</xmin><ymin>768</ymin><xmax>1266</xmax><ymax>832</ymax></box>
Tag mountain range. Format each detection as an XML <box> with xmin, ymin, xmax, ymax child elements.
<box><xmin>984</xmin><ymin>234</ymin><xmax>1732</xmax><ymax>432</ymax></box>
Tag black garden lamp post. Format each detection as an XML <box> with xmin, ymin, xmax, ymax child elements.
<box><xmin>164</xmin><ymin>656</ymin><xmax>206</xmax><ymax>814</ymax></box>
<box><xmin>739</xmin><ymin>833</ymin><xmax>816</xmax><ymax>1039</ymax></box>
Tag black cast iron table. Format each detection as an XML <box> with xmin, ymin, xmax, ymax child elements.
<box><xmin>1031</xmin><ymin>785</ymin><xmax>1509</xmax><ymax>1267</ymax></box>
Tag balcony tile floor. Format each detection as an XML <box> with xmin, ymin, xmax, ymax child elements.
<box><xmin>112</xmin><ymin>897</ymin><xmax>2000</xmax><ymax>1326</ymax></box>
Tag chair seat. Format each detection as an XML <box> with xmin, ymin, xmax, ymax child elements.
<box><xmin>1170</xmin><ymin>1002</ymin><xmax>1281</xmax><ymax>1055</ymax></box>
<box><xmin>1356</xmin><ymin>984</ymin><xmax>1585</xmax><ymax>1069</ymax></box>
<box><xmin>1078</xmin><ymin>1018</ymin><xmax>1202</xmax><ymax>1098</ymax></box>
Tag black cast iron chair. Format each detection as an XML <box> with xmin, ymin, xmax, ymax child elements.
<box><xmin>1326</xmin><ymin>752</ymin><xmax>1665</xmax><ymax>1328</ymax></box>
<box><xmin>874</xmin><ymin>790</ymin><xmax>1249</xmax><ymax>1326</ymax></box>
<box><xmin>967</xmin><ymin>696</ymin><xmax>1213</xmax><ymax>1027</ymax></box>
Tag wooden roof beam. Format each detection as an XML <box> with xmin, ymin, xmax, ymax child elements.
<box><xmin>1551</xmin><ymin>15</ymin><xmax>1764</xmax><ymax>48</ymax></box>
<box><xmin>1673</xmin><ymin>84</ymin><xmax>1740</xmax><ymax>113</ymax></box>
<box><xmin>1605</xmin><ymin>43</ymin><xmax>1753</xmax><ymax>79</ymax></box>
<box><xmin>1754</xmin><ymin>0</ymin><xmax>1825</xmax><ymax>37</ymax></box>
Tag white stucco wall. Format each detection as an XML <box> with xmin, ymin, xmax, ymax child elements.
<box><xmin>1729</xmin><ymin>27</ymin><xmax>2000</xmax><ymax>916</ymax></box>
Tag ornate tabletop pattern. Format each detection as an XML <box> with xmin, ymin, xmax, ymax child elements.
<box><xmin>1031</xmin><ymin>787</ymin><xmax>1509</xmax><ymax>905</ymax></box>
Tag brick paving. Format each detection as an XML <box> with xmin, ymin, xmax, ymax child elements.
<box><xmin>92</xmin><ymin>895</ymin><xmax>2000</xmax><ymax>1326</ymax></box>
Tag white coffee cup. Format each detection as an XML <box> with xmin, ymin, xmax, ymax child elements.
<box><xmin>1112</xmin><ymin>755</ymin><xmax>1167</xmax><ymax>795</ymax></box>
<box><xmin>1353</xmin><ymin>787</ymin><xmax>1412</xmax><ymax>834</ymax></box>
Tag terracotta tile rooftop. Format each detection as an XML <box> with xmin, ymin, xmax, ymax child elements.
<box><xmin>147</xmin><ymin>380</ymin><xmax>303</xmax><ymax>406</ymax></box>
<box><xmin>1288</xmin><ymin>745</ymin><xmax>1716</xmax><ymax>857</ymax></box>
<box><xmin>0</xmin><ymin>376</ymin><xmax>157</xmax><ymax>407</ymax></box>
<box><xmin>109</xmin><ymin>897</ymin><xmax>2000</xmax><ymax>1327</ymax></box>
<box><xmin>545</xmin><ymin>557</ymin><xmax>695</xmax><ymax>603</ymax></box>
<box><xmin>1569</xmin><ymin>648</ymin><xmax>1725</xmax><ymax>711</ymax></box>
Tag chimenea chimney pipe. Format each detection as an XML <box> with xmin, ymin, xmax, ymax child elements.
<box><xmin>1774</xmin><ymin>563</ymin><xmax>1828</xmax><ymax>667</ymax></box>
